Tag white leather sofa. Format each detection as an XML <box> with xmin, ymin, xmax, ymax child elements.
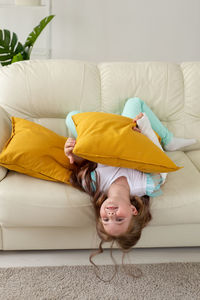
<box><xmin>0</xmin><ymin>60</ymin><xmax>200</xmax><ymax>250</ymax></box>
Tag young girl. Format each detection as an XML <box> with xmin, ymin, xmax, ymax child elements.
<box><xmin>64</xmin><ymin>97</ymin><xmax>196</xmax><ymax>255</ymax></box>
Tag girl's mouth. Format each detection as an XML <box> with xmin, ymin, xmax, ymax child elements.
<box><xmin>106</xmin><ymin>206</ymin><xmax>118</xmax><ymax>210</ymax></box>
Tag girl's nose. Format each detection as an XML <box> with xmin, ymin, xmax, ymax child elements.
<box><xmin>107</xmin><ymin>211</ymin><xmax>116</xmax><ymax>216</ymax></box>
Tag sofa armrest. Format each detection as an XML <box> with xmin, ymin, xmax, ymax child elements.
<box><xmin>0</xmin><ymin>167</ymin><xmax>7</xmax><ymax>182</ymax></box>
<box><xmin>0</xmin><ymin>106</ymin><xmax>12</xmax><ymax>181</ymax></box>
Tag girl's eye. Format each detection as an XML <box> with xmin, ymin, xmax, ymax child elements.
<box><xmin>103</xmin><ymin>218</ymin><xmax>109</xmax><ymax>222</ymax></box>
<box><xmin>116</xmin><ymin>218</ymin><xmax>124</xmax><ymax>222</ymax></box>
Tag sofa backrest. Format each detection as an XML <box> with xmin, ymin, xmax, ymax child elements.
<box><xmin>99</xmin><ymin>62</ymin><xmax>184</xmax><ymax>137</ymax></box>
<box><xmin>181</xmin><ymin>62</ymin><xmax>200</xmax><ymax>145</ymax></box>
<box><xmin>0</xmin><ymin>60</ymin><xmax>101</xmax><ymax>137</ymax></box>
<box><xmin>0</xmin><ymin>60</ymin><xmax>199</xmax><ymax>149</ymax></box>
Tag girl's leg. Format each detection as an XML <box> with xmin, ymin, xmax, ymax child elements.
<box><xmin>122</xmin><ymin>97</ymin><xmax>196</xmax><ymax>150</ymax></box>
<box><xmin>122</xmin><ymin>97</ymin><xmax>172</xmax><ymax>146</ymax></box>
<box><xmin>65</xmin><ymin>110</ymin><xmax>81</xmax><ymax>138</ymax></box>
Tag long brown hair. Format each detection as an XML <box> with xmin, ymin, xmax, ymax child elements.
<box><xmin>70</xmin><ymin>160</ymin><xmax>98</xmax><ymax>196</ymax></box>
<box><xmin>70</xmin><ymin>160</ymin><xmax>152</xmax><ymax>279</ymax></box>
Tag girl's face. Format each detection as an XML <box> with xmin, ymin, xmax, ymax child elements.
<box><xmin>100</xmin><ymin>196</ymin><xmax>138</xmax><ymax>236</ymax></box>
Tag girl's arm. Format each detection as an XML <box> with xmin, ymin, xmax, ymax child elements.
<box><xmin>64</xmin><ymin>138</ymin><xmax>86</xmax><ymax>165</ymax></box>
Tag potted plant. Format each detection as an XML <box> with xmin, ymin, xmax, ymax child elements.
<box><xmin>0</xmin><ymin>14</ymin><xmax>55</xmax><ymax>66</ymax></box>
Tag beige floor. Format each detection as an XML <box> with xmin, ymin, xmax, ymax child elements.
<box><xmin>0</xmin><ymin>247</ymin><xmax>200</xmax><ymax>267</ymax></box>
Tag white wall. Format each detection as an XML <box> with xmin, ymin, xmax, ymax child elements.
<box><xmin>1</xmin><ymin>0</ymin><xmax>200</xmax><ymax>62</ymax></box>
<box><xmin>51</xmin><ymin>0</ymin><xmax>200</xmax><ymax>62</ymax></box>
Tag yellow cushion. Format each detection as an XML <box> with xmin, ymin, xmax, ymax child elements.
<box><xmin>0</xmin><ymin>117</ymin><xmax>72</xmax><ymax>183</ymax></box>
<box><xmin>72</xmin><ymin>112</ymin><xmax>181</xmax><ymax>173</ymax></box>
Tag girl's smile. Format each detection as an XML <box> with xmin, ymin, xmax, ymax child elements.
<box><xmin>100</xmin><ymin>196</ymin><xmax>138</xmax><ymax>236</ymax></box>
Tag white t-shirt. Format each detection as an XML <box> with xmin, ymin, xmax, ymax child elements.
<box><xmin>96</xmin><ymin>164</ymin><xmax>147</xmax><ymax>197</ymax></box>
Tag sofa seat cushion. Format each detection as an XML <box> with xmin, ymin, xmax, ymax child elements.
<box><xmin>150</xmin><ymin>151</ymin><xmax>200</xmax><ymax>225</ymax></box>
<box><xmin>0</xmin><ymin>171</ymin><xmax>94</xmax><ymax>227</ymax></box>
<box><xmin>0</xmin><ymin>151</ymin><xmax>199</xmax><ymax>229</ymax></box>
<box><xmin>186</xmin><ymin>150</ymin><xmax>200</xmax><ymax>172</ymax></box>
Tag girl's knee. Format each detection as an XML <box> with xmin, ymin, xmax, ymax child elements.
<box><xmin>126</xmin><ymin>97</ymin><xmax>144</xmax><ymax>106</ymax></box>
<box><xmin>125</xmin><ymin>97</ymin><xmax>144</xmax><ymax>107</ymax></box>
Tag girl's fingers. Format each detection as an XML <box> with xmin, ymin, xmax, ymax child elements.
<box><xmin>132</xmin><ymin>126</ymin><xmax>141</xmax><ymax>133</ymax></box>
<box><xmin>64</xmin><ymin>149</ymin><xmax>74</xmax><ymax>158</ymax></box>
<box><xmin>67</xmin><ymin>138</ymin><xmax>76</xmax><ymax>143</ymax></box>
<box><xmin>67</xmin><ymin>146</ymin><xmax>74</xmax><ymax>151</ymax></box>
<box><xmin>64</xmin><ymin>140</ymin><xmax>76</xmax><ymax>149</ymax></box>
<box><xmin>133</xmin><ymin>112</ymin><xmax>144</xmax><ymax>122</ymax></box>
<box><xmin>65</xmin><ymin>147</ymin><xmax>74</xmax><ymax>154</ymax></box>
<box><xmin>65</xmin><ymin>143</ymin><xmax>75</xmax><ymax>148</ymax></box>
<box><xmin>68</xmin><ymin>154</ymin><xmax>74</xmax><ymax>164</ymax></box>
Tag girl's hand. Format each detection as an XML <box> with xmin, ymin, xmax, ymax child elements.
<box><xmin>64</xmin><ymin>138</ymin><xmax>76</xmax><ymax>164</ymax></box>
<box><xmin>132</xmin><ymin>113</ymin><xmax>144</xmax><ymax>132</ymax></box>
<box><xmin>64</xmin><ymin>138</ymin><xmax>85</xmax><ymax>165</ymax></box>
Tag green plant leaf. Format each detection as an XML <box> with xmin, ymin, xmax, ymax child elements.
<box><xmin>24</xmin><ymin>15</ymin><xmax>55</xmax><ymax>58</ymax></box>
<box><xmin>0</xmin><ymin>29</ymin><xmax>24</xmax><ymax>66</ymax></box>
<box><xmin>0</xmin><ymin>15</ymin><xmax>55</xmax><ymax>66</ymax></box>
<box><xmin>12</xmin><ymin>53</ymin><xmax>24</xmax><ymax>63</ymax></box>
